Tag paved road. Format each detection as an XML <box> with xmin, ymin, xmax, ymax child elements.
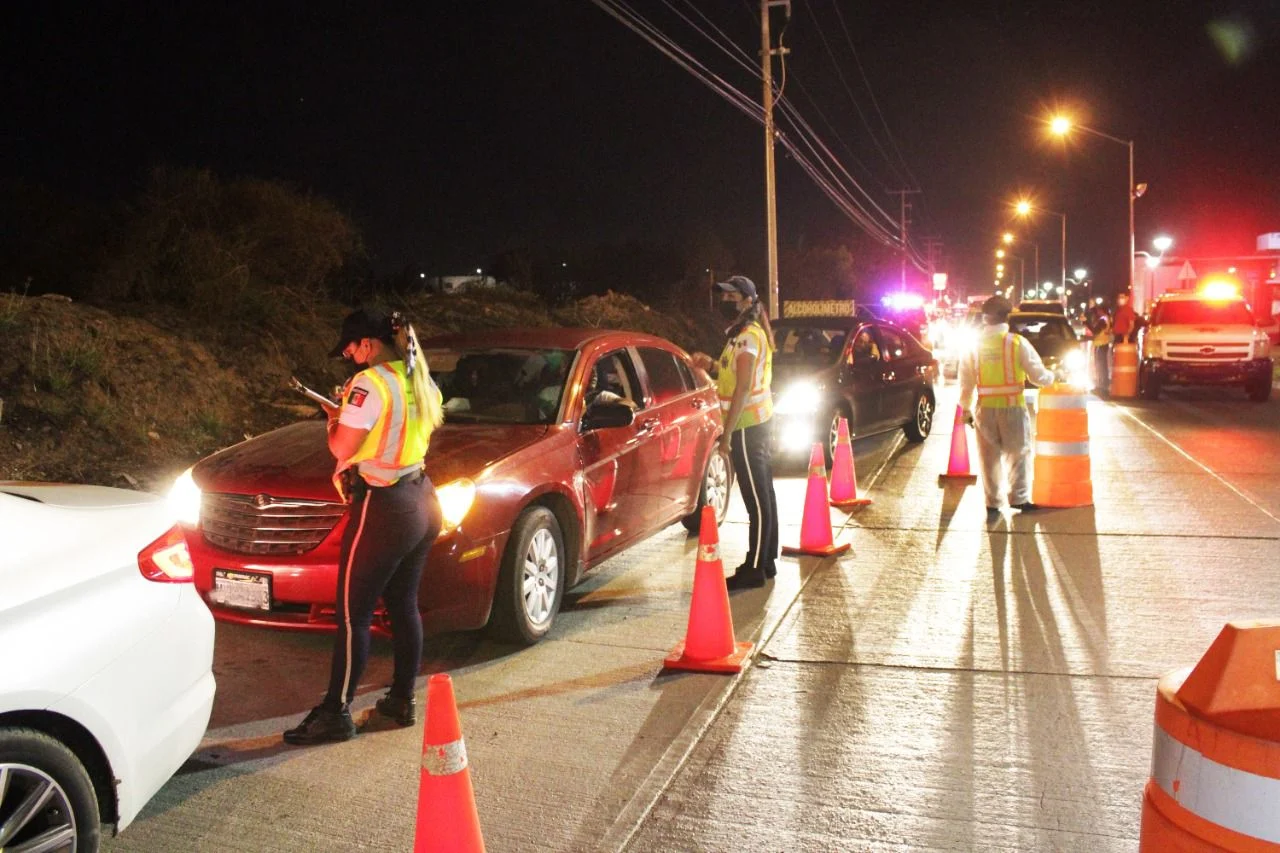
<box><xmin>104</xmin><ymin>382</ymin><xmax>1280</xmax><ymax>852</ymax></box>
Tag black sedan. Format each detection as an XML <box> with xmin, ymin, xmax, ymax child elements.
<box><xmin>770</xmin><ymin>317</ymin><xmax>939</xmax><ymax>462</ymax></box>
<box><xmin>1006</xmin><ymin>311</ymin><xmax>1090</xmax><ymax>390</ymax></box>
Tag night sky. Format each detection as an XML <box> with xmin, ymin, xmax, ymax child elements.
<box><xmin>5</xmin><ymin>1</ymin><xmax>1278</xmax><ymax>298</ymax></box>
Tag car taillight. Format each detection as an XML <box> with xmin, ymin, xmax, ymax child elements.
<box><xmin>138</xmin><ymin>525</ymin><xmax>195</xmax><ymax>583</ymax></box>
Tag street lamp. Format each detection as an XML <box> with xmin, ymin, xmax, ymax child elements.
<box><xmin>1014</xmin><ymin>197</ymin><xmax>1067</xmax><ymax>302</ymax></box>
<box><xmin>1048</xmin><ymin>114</ymin><xmax>1136</xmax><ymax>299</ymax></box>
<box><xmin>1073</xmin><ymin>267</ymin><xmax>1088</xmax><ymax>280</ymax></box>
<box><xmin>1002</xmin><ymin>232</ymin><xmax>1015</xmax><ymax>245</ymax></box>
<box><xmin>1152</xmin><ymin>235</ymin><xmax>1173</xmax><ymax>253</ymax></box>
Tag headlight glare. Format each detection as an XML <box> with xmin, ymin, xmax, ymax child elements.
<box><xmin>775</xmin><ymin>381</ymin><xmax>821</xmax><ymax>415</ymax></box>
<box><xmin>167</xmin><ymin>467</ymin><xmax>202</xmax><ymax>526</ymax></box>
<box><xmin>437</xmin><ymin>478</ymin><xmax>477</xmax><ymax>531</ymax></box>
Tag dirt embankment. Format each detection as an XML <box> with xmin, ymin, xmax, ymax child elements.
<box><xmin>0</xmin><ymin>288</ymin><xmax>719</xmax><ymax>492</ymax></box>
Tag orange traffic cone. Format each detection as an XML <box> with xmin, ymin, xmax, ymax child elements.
<box><xmin>414</xmin><ymin>673</ymin><xmax>485</xmax><ymax>853</ymax></box>
<box><xmin>782</xmin><ymin>443</ymin><xmax>851</xmax><ymax>557</ymax></box>
<box><xmin>937</xmin><ymin>405</ymin><xmax>978</xmax><ymax>485</ymax></box>
<box><xmin>664</xmin><ymin>505</ymin><xmax>754</xmax><ymax>674</ymax></box>
<box><xmin>828</xmin><ymin>417</ymin><xmax>871</xmax><ymax>509</ymax></box>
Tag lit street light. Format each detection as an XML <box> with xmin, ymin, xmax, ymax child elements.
<box><xmin>1073</xmin><ymin>267</ymin><xmax>1088</xmax><ymax>280</ymax></box>
<box><xmin>1002</xmin><ymin>232</ymin><xmax>1015</xmax><ymax>245</ymax></box>
<box><xmin>1152</xmin><ymin>235</ymin><xmax>1173</xmax><ymax>253</ymax></box>
<box><xmin>1014</xmin><ymin>197</ymin><xmax>1067</xmax><ymax>303</ymax></box>
<box><xmin>1048</xmin><ymin>114</ymin><xmax>1136</xmax><ymax>299</ymax></box>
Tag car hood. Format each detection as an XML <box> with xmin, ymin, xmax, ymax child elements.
<box><xmin>1147</xmin><ymin>323</ymin><xmax>1255</xmax><ymax>341</ymax></box>
<box><xmin>0</xmin><ymin>482</ymin><xmax>164</xmax><ymax>508</ymax></box>
<box><xmin>772</xmin><ymin>360</ymin><xmax>839</xmax><ymax>390</ymax></box>
<box><xmin>192</xmin><ymin>420</ymin><xmax>548</xmax><ymax>499</ymax></box>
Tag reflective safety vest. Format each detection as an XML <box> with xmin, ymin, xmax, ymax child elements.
<box><xmin>717</xmin><ymin>321</ymin><xmax>774</xmax><ymax>429</ymax></box>
<box><xmin>976</xmin><ymin>332</ymin><xmax>1028</xmax><ymax>409</ymax></box>
<box><xmin>342</xmin><ymin>361</ymin><xmax>435</xmax><ymax>487</ymax></box>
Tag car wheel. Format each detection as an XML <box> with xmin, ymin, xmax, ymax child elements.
<box><xmin>0</xmin><ymin>728</ymin><xmax>101</xmax><ymax>853</ymax></box>
<box><xmin>489</xmin><ymin>507</ymin><xmax>566</xmax><ymax>645</ymax></box>
<box><xmin>1140</xmin><ymin>368</ymin><xmax>1161</xmax><ymax>400</ymax></box>
<box><xmin>903</xmin><ymin>390</ymin><xmax>934</xmax><ymax>443</ymax></box>
<box><xmin>823</xmin><ymin>406</ymin><xmax>853</xmax><ymax>468</ymax></box>
<box><xmin>682</xmin><ymin>444</ymin><xmax>734</xmax><ymax>532</ymax></box>
<box><xmin>1246</xmin><ymin>373</ymin><xmax>1272</xmax><ymax>402</ymax></box>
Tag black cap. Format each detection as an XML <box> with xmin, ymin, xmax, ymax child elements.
<box><xmin>329</xmin><ymin>309</ymin><xmax>393</xmax><ymax>358</ymax></box>
<box><xmin>981</xmin><ymin>295</ymin><xmax>1013</xmax><ymax>322</ymax></box>
<box><xmin>714</xmin><ymin>275</ymin><xmax>758</xmax><ymax>301</ymax></box>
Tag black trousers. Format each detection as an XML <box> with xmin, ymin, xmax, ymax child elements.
<box><xmin>323</xmin><ymin>474</ymin><xmax>442</xmax><ymax>709</ymax></box>
<box><xmin>1093</xmin><ymin>343</ymin><xmax>1111</xmax><ymax>394</ymax></box>
<box><xmin>730</xmin><ymin>421</ymin><xmax>779</xmax><ymax>578</ymax></box>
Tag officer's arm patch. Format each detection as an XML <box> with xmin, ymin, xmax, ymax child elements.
<box><xmin>348</xmin><ymin>388</ymin><xmax>368</xmax><ymax>407</ymax></box>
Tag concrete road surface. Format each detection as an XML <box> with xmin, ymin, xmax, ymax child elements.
<box><xmin>105</xmin><ymin>382</ymin><xmax>1280</xmax><ymax>852</ymax></box>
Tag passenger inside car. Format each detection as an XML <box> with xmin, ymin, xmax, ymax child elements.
<box><xmin>850</xmin><ymin>329</ymin><xmax>881</xmax><ymax>363</ymax></box>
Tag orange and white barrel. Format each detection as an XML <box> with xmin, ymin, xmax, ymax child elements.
<box><xmin>1032</xmin><ymin>384</ymin><xmax>1092</xmax><ymax>507</ymax></box>
<box><xmin>1141</xmin><ymin>669</ymin><xmax>1280</xmax><ymax>851</ymax></box>
<box><xmin>1140</xmin><ymin>621</ymin><xmax>1280</xmax><ymax>851</ymax></box>
<box><xmin>1111</xmin><ymin>342</ymin><xmax>1139</xmax><ymax>398</ymax></box>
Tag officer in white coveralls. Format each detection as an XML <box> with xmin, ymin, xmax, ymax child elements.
<box><xmin>958</xmin><ymin>295</ymin><xmax>1056</xmax><ymax>520</ymax></box>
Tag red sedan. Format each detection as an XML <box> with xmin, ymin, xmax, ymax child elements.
<box><xmin>177</xmin><ymin>328</ymin><xmax>732</xmax><ymax>644</ymax></box>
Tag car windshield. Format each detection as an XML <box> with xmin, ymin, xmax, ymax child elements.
<box><xmin>774</xmin><ymin>323</ymin><xmax>850</xmax><ymax>364</ymax></box>
<box><xmin>1151</xmin><ymin>300</ymin><xmax>1253</xmax><ymax>325</ymax></box>
<box><xmin>1009</xmin><ymin>316</ymin><xmax>1075</xmax><ymax>346</ymax></box>
<box><xmin>426</xmin><ymin>347</ymin><xmax>575</xmax><ymax>424</ymax></box>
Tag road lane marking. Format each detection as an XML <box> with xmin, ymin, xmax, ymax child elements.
<box><xmin>1116</xmin><ymin>405</ymin><xmax>1280</xmax><ymax>529</ymax></box>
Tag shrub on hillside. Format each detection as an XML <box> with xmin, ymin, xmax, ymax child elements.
<box><xmin>93</xmin><ymin>167</ymin><xmax>361</xmax><ymax>343</ymax></box>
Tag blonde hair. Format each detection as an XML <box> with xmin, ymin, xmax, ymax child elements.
<box><xmin>390</xmin><ymin>313</ymin><xmax>444</xmax><ymax>430</ymax></box>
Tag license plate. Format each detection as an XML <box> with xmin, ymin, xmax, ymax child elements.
<box><xmin>212</xmin><ymin>569</ymin><xmax>272</xmax><ymax>611</ymax></box>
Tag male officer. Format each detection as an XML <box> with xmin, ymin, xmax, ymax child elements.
<box><xmin>958</xmin><ymin>295</ymin><xmax>1055</xmax><ymax>520</ymax></box>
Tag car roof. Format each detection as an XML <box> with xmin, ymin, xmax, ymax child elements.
<box><xmin>422</xmin><ymin>327</ymin><xmax>682</xmax><ymax>352</ymax></box>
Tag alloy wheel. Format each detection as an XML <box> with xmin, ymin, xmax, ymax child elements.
<box><xmin>521</xmin><ymin>528</ymin><xmax>560</xmax><ymax>627</ymax></box>
<box><xmin>916</xmin><ymin>395</ymin><xmax>933</xmax><ymax>435</ymax></box>
<box><xmin>0</xmin><ymin>763</ymin><xmax>78</xmax><ymax>852</ymax></box>
<box><xmin>705</xmin><ymin>450</ymin><xmax>730</xmax><ymax>522</ymax></box>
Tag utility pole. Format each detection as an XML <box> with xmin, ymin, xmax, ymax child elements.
<box><xmin>889</xmin><ymin>189</ymin><xmax>920</xmax><ymax>292</ymax></box>
<box><xmin>923</xmin><ymin>236</ymin><xmax>943</xmax><ymax>298</ymax></box>
<box><xmin>760</xmin><ymin>0</ymin><xmax>790</xmax><ymax>319</ymax></box>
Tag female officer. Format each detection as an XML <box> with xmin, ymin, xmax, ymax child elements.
<box><xmin>691</xmin><ymin>275</ymin><xmax>779</xmax><ymax>590</ymax></box>
<box><xmin>284</xmin><ymin>309</ymin><xmax>445</xmax><ymax>745</ymax></box>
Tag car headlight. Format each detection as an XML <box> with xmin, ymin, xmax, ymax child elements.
<box><xmin>1064</xmin><ymin>350</ymin><xmax>1087</xmax><ymax>375</ymax></box>
<box><xmin>437</xmin><ymin>478</ymin><xmax>476</xmax><ymax>532</ymax></box>
<box><xmin>167</xmin><ymin>467</ymin><xmax>202</xmax><ymax>526</ymax></box>
<box><xmin>774</xmin><ymin>381</ymin><xmax>821</xmax><ymax>415</ymax></box>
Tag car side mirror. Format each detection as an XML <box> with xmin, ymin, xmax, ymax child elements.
<box><xmin>581</xmin><ymin>399</ymin><xmax>634</xmax><ymax>431</ymax></box>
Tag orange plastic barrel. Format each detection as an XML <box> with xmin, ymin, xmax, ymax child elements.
<box><xmin>1032</xmin><ymin>384</ymin><xmax>1092</xmax><ymax>507</ymax></box>
<box><xmin>1139</xmin><ymin>621</ymin><xmax>1280</xmax><ymax>851</ymax></box>
<box><xmin>1111</xmin><ymin>342</ymin><xmax>1139</xmax><ymax>398</ymax></box>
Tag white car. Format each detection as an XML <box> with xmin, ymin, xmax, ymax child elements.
<box><xmin>0</xmin><ymin>483</ymin><xmax>215</xmax><ymax>850</ymax></box>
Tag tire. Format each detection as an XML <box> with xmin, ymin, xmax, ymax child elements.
<box><xmin>823</xmin><ymin>406</ymin><xmax>854</xmax><ymax>468</ymax></box>
<box><xmin>1140</xmin><ymin>368</ymin><xmax>1161</xmax><ymax>400</ymax></box>
<box><xmin>903</xmin><ymin>389</ymin><xmax>935</xmax><ymax>443</ymax></box>
<box><xmin>489</xmin><ymin>507</ymin><xmax>566</xmax><ymax>645</ymax></box>
<box><xmin>682</xmin><ymin>444</ymin><xmax>734</xmax><ymax>533</ymax></box>
<box><xmin>1247</xmin><ymin>374</ymin><xmax>1272</xmax><ymax>402</ymax></box>
<box><xmin>0</xmin><ymin>728</ymin><xmax>101</xmax><ymax>853</ymax></box>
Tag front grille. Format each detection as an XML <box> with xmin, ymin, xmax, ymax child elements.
<box><xmin>1163</xmin><ymin>342</ymin><xmax>1251</xmax><ymax>362</ymax></box>
<box><xmin>201</xmin><ymin>493</ymin><xmax>346</xmax><ymax>556</ymax></box>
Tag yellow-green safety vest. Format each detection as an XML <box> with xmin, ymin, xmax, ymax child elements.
<box><xmin>976</xmin><ymin>332</ymin><xmax>1027</xmax><ymax>409</ymax></box>
<box><xmin>342</xmin><ymin>361</ymin><xmax>436</xmax><ymax>486</ymax></box>
<box><xmin>717</xmin><ymin>321</ymin><xmax>774</xmax><ymax>429</ymax></box>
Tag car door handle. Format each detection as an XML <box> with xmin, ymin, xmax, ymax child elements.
<box><xmin>690</xmin><ymin>398</ymin><xmax>708</xmax><ymax>409</ymax></box>
<box><xmin>637</xmin><ymin>418</ymin><xmax>660</xmax><ymax>433</ymax></box>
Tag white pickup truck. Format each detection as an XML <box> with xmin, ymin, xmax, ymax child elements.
<box><xmin>1139</xmin><ymin>290</ymin><xmax>1273</xmax><ymax>401</ymax></box>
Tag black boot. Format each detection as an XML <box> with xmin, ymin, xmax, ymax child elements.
<box><xmin>374</xmin><ymin>692</ymin><xmax>416</xmax><ymax>727</ymax></box>
<box><xmin>725</xmin><ymin>570</ymin><xmax>767</xmax><ymax>590</ymax></box>
<box><xmin>283</xmin><ymin>705</ymin><xmax>356</xmax><ymax>745</ymax></box>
